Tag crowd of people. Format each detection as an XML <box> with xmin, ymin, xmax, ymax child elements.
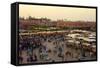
<box><xmin>18</xmin><ymin>32</ymin><xmax>96</xmax><ymax>64</ymax></box>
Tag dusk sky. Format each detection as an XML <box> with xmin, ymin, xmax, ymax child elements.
<box><xmin>19</xmin><ymin>4</ymin><xmax>96</xmax><ymax>22</ymax></box>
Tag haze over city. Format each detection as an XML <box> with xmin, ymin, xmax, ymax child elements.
<box><xmin>19</xmin><ymin>4</ymin><xmax>96</xmax><ymax>22</ymax></box>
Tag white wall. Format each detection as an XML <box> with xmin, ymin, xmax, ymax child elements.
<box><xmin>0</xmin><ymin>0</ymin><xmax>99</xmax><ymax>68</ymax></box>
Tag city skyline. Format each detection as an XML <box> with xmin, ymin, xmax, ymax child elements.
<box><xmin>19</xmin><ymin>4</ymin><xmax>96</xmax><ymax>22</ymax></box>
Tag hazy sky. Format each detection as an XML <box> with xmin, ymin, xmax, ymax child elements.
<box><xmin>19</xmin><ymin>4</ymin><xmax>96</xmax><ymax>21</ymax></box>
